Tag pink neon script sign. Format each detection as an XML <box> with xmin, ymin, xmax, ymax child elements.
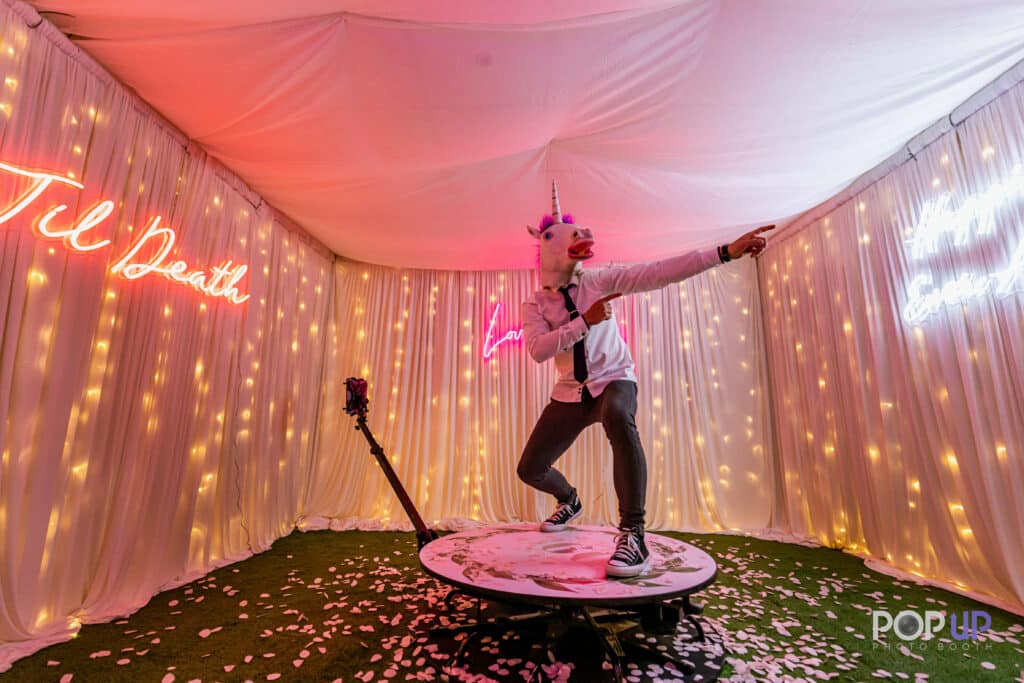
<box><xmin>0</xmin><ymin>160</ymin><xmax>250</xmax><ymax>304</ymax></box>
<box><xmin>482</xmin><ymin>304</ymin><xmax>523</xmax><ymax>358</ymax></box>
<box><xmin>481</xmin><ymin>303</ymin><xmax>629</xmax><ymax>358</ymax></box>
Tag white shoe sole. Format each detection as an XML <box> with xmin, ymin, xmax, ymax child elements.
<box><xmin>605</xmin><ymin>555</ymin><xmax>652</xmax><ymax>578</ymax></box>
<box><xmin>539</xmin><ymin>508</ymin><xmax>582</xmax><ymax>532</ymax></box>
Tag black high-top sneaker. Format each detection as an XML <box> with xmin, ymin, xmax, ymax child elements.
<box><xmin>605</xmin><ymin>525</ymin><xmax>651</xmax><ymax>578</ymax></box>
<box><xmin>539</xmin><ymin>493</ymin><xmax>583</xmax><ymax>532</ymax></box>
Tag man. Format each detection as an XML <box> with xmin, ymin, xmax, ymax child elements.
<box><xmin>518</xmin><ymin>181</ymin><xmax>772</xmax><ymax>577</ymax></box>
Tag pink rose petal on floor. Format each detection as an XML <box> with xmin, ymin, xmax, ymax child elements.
<box><xmin>198</xmin><ymin>629</ymin><xmax>212</xmax><ymax>638</ymax></box>
<box><xmin>267</xmin><ymin>674</ymin><xmax>281</xmax><ymax>680</ymax></box>
<box><xmin>116</xmin><ymin>658</ymin><xmax>130</xmax><ymax>665</ymax></box>
<box><xmin>224</xmin><ymin>664</ymin><xmax>235</xmax><ymax>672</ymax></box>
<box><xmin>160</xmin><ymin>675</ymin><xmax>174</xmax><ymax>683</ymax></box>
<box><xmin>59</xmin><ymin>675</ymin><xmax>73</xmax><ymax>683</ymax></box>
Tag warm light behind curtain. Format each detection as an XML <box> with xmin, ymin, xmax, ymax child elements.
<box><xmin>760</xmin><ymin>80</ymin><xmax>1024</xmax><ymax>611</ymax></box>
<box><xmin>306</xmin><ymin>257</ymin><xmax>775</xmax><ymax>536</ymax></box>
<box><xmin>0</xmin><ymin>8</ymin><xmax>334</xmax><ymax>667</ymax></box>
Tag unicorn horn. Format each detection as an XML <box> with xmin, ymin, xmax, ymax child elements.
<box><xmin>551</xmin><ymin>180</ymin><xmax>562</xmax><ymax>223</ymax></box>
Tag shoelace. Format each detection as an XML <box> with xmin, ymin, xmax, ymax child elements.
<box><xmin>611</xmin><ymin>532</ymin><xmax>641</xmax><ymax>562</ymax></box>
<box><xmin>549</xmin><ymin>502</ymin><xmax>575</xmax><ymax>521</ymax></box>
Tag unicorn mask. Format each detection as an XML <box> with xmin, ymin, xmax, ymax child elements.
<box><xmin>526</xmin><ymin>181</ymin><xmax>595</xmax><ymax>289</ymax></box>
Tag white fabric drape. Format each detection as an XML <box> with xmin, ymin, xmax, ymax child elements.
<box><xmin>759</xmin><ymin>76</ymin><xmax>1024</xmax><ymax>612</ymax></box>
<box><xmin>305</xmin><ymin>256</ymin><xmax>776</xmax><ymax>535</ymax></box>
<box><xmin>0</xmin><ymin>7</ymin><xmax>334</xmax><ymax>668</ymax></box>
<box><xmin>25</xmin><ymin>0</ymin><xmax>1024</xmax><ymax>270</ymax></box>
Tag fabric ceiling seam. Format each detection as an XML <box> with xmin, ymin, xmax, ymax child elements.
<box><xmin>26</xmin><ymin>2</ymin><xmax>698</xmax><ymax>40</ymax></box>
<box><xmin>329</xmin><ymin>2</ymin><xmax>693</xmax><ymax>33</ymax></box>
<box><xmin>7</xmin><ymin>0</ymin><xmax>188</xmax><ymax>147</ymax></box>
<box><xmin>771</xmin><ymin>54</ymin><xmax>1024</xmax><ymax>248</ymax></box>
<box><xmin>5</xmin><ymin>0</ymin><xmax>336</xmax><ymax>260</ymax></box>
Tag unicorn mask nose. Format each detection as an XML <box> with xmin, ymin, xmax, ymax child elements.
<box><xmin>568</xmin><ymin>228</ymin><xmax>595</xmax><ymax>260</ymax></box>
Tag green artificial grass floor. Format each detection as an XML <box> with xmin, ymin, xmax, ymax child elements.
<box><xmin>6</xmin><ymin>529</ymin><xmax>1022</xmax><ymax>682</ymax></box>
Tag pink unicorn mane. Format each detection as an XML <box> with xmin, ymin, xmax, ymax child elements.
<box><xmin>539</xmin><ymin>213</ymin><xmax>575</xmax><ymax>232</ymax></box>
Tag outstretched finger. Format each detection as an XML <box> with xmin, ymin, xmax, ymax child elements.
<box><xmin>754</xmin><ymin>224</ymin><xmax>776</xmax><ymax>234</ymax></box>
<box><xmin>600</xmin><ymin>293</ymin><xmax>623</xmax><ymax>303</ymax></box>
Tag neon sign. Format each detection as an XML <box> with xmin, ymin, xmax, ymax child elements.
<box><xmin>906</xmin><ymin>165</ymin><xmax>1024</xmax><ymax>261</ymax></box>
<box><xmin>903</xmin><ymin>164</ymin><xmax>1024</xmax><ymax>323</ymax></box>
<box><xmin>904</xmin><ymin>240</ymin><xmax>1024</xmax><ymax>324</ymax></box>
<box><xmin>482</xmin><ymin>304</ymin><xmax>523</xmax><ymax>359</ymax></box>
<box><xmin>481</xmin><ymin>303</ymin><xmax>629</xmax><ymax>358</ymax></box>
<box><xmin>0</xmin><ymin>160</ymin><xmax>250</xmax><ymax>304</ymax></box>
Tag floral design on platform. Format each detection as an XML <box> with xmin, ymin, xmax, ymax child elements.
<box><xmin>419</xmin><ymin>524</ymin><xmax>716</xmax><ymax>601</ymax></box>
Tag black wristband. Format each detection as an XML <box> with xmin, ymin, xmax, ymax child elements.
<box><xmin>718</xmin><ymin>244</ymin><xmax>732</xmax><ymax>263</ymax></box>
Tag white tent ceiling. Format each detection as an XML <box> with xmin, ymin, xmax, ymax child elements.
<box><xmin>29</xmin><ymin>0</ymin><xmax>1024</xmax><ymax>269</ymax></box>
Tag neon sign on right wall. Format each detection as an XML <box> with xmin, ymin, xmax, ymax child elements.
<box><xmin>902</xmin><ymin>164</ymin><xmax>1024</xmax><ymax>324</ymax></box>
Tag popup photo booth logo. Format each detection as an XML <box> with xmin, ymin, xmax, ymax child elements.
<box><xmin>872</xmin><ymin>609</ymin><xmax>991</xmax><ymax>644</ymax></box>
<box><xmin>902</xmin><ymin>164</ymin><xmax>1024</xmax><ymax>324</ymax></box>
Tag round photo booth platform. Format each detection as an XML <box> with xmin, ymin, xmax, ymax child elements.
<box><xmin>418</xmin><ymin>524</ymin><xmax>723</xmax><ymax>682</ymax></box>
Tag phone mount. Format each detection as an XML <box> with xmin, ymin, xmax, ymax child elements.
<box><xmin>344</xmin><ymin>377</ymin><xmax>439</xmax><ymax>548</ymax></box>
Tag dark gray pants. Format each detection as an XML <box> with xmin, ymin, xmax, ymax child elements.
<box><xmin>517</xmin><ymin>380</ymin><xmax>646</xmax><ymax>529</ymax></box>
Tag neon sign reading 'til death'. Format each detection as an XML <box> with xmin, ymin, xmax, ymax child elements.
<box><xmin>0</xmin><ymin>160</ymin><xmax>250</xmax><ymax>304</ymax></box>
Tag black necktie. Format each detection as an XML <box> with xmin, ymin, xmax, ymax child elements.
<box><xmin>558</xmin><ymin>286</ymin><xmax>588</xmax><ymax>384</ymax></box>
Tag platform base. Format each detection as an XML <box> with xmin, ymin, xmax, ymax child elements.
<box><xmin>419</xmin><ymin>592</ymin><xmax>724</xmax><ymax>682</ymax></box>
<box><xmin>416</xmin><ymin>525</ymin><xmax>725</xmax><ymax>681</ymax></box>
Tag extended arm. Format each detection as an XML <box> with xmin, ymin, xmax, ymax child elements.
<box><xmin>591</xmin><ymin>248</ymin><xmax>722</xmax><ymax>296</ymax></box>
<box><xmin>590</xmin><ymin>225</ymin><xmax>774</xmax><ymax>296</ymax></box>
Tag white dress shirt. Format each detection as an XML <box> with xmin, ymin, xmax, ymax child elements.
<box><xmin>522</xmin><ymin>247</ymin><xmax>723</xmax><ymax>402</ymax></box>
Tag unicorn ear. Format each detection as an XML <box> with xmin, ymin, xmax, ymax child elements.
<box><xmin>526</xmin><ymin>224</ymin><xmax>542</xmax><ymax>239</ymax></box>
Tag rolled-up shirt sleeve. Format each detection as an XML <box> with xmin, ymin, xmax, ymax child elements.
<box><xmin>590</xmin><ymin>247</ymin><xmax>722</xmax><ymax>296</ymax></box>
<box><xmin>521</xmin><ymin>298</ymin><xmax>589</xmax><ymax>363</ymax></box>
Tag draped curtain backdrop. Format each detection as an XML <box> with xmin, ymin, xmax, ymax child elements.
<box><xmin>306</xmin><ymin>256</ymin><xmax>776</xmax><ymax>537</ymax></box>
<box><xmin>0</xmin><ymin>6</ymin><xmax>334</xmax><ymax>667</ymax></box>
<box><xmin>5</xmin><ymin>0</ymin><xmax>1024</xmax><ymax>669</ymax></box>
<box><xmin>759</xmin><ymin>75</ymin><xmax>1024</xmax><ymax>612</ymax></box>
